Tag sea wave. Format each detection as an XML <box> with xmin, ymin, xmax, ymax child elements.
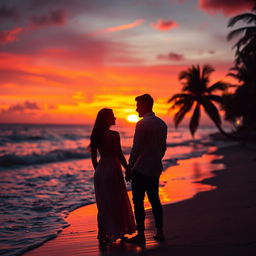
<box><xmin>167</xmin><ymin>138</ymin><xmax>213</xmax><ymax>147</ymax></box>
<box><xmin>0</xmin><ymin>134</ymin><xmax>89</xmax><ymax>144</ymax></box>
<box><xmin>0</xmin><ymin>138</ymin><xmax>218</xmax><ymax>169</ymax></box>
<box><xmin>0</xmin><ymin>149</ymin><xmax>90</xmax><ymax>168</ymax></box>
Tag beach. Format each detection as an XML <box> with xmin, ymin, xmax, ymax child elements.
<box><xmin>2</xmin><ymin>0</ymin><xmax>256</xmax><ymax>255</ymax></box>
<box><xmin>1</xmin><ymin>124</ymin><xmax>222</xmax><ymax>256</ymax></box>
<box><xmin>144</xmin><ymin>143</ymin><xmax>256</xmax><ymax>256</ymax></box>
<box><xmin>23</xmin><ymin>142</ymin><xmax>256</xmax><ymax>256</ymax></box>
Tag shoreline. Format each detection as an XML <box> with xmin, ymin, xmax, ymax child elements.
<box><xmin>24</xmin><ymin>143</ymin><xmax>256</xmax><ymax>256</ymax></box>
<box><xmin>143</xmin><ymin>143</ymin><xmax>256</xmax><ymax>255</ymax></box>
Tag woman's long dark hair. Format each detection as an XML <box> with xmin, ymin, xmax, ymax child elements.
<box><xmin>90</xmin><ymin>108</ymin><xmax>113</xmax><ymax>149</ymax></box>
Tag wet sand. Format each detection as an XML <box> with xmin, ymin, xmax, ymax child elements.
<box><xmin>144</xmin><ymin>144</ymin><xmax>256</xmax><ymax>255</ymax></box>
<box><xmin>24</xmin><ymin>144</ymin><xmax>256</xmax><ymax>256</ymax></box>
<box><xmin>24</xmin><ymin>193</ymin><xmax>161</xmax><ymax>256</ymax></box>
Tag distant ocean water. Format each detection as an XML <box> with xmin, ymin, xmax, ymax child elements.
<box><xmin>0</xmin><ymin>123</ymin><xmax>235</xmax><ymax>256</ymax></box>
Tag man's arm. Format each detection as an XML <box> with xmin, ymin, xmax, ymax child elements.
<box><xmin>161</xmin><ymin>124</ymin><xmax>168</xmax><ymax>159</ymax></box>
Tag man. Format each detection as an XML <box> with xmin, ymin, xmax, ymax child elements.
<box><xmin>126</xmin><ymin>94</ymin><xmax>167</xmax><ymax>244</ymax></box>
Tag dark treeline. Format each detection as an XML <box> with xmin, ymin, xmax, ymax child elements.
<box><xmin>168</xmin><ymin>1</ymin><xmax>256</xmax><ymax>138</ymax></box>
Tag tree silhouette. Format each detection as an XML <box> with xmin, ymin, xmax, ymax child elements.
<box><xmin>225</xmin><ymin>2</ymin><xmax>256</xmax><ymax>130</ymax></box>
<box><xmin>224</xmin><ymin>55</ymin><xmax>256</xmax><ymax>129</ymax></box>
<box><xmin>168</xmin><ymin>64</ymin><xmax>229</xmax><ymax>136</ymax></box>
<box><xmin>227</xmin><ymin>3</ymin><xmax>256</xmax><ymax>64</ymax></box>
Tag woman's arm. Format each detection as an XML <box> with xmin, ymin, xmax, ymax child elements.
<box><xmin>91</xmin><ymin>146</ymin><xmax>98</xmax><ymax>170</ymax></box>
<box><xmin>115</xmin><ymin>132</ymin><xmax>132</xmax><ymax>181</ymax></box>
<box><xmin>115</xmin><ymin>132</ymin><xmax>128</xmax><ymax>168</ymax></box>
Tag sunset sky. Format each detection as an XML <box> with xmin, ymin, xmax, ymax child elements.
<box><xmin>0</xmin><ymin>0</ymin><xmax>253</xmax><ymax>125</ymax></box>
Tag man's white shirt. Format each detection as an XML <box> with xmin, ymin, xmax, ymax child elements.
<box><xmin>129</xmin><ymin>112</ymin><xmax>167</xmax><ymax>177</ymax></box>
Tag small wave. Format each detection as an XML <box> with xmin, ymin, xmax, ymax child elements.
<box><xmin>0</xmin><ymin>149</ymin><xmax>90</xmax><ymax>168</ymax></box>
<box><xmin>0</xmin><ymin>134</ymin><xmax>89</xmax><ymax>144</ymax></box>
<box><xmin>0</xmin><ymin>135</ymin><xmax>46</xmax><ymax>144</ymax></box>
<box><xmin>167</xmin><ymin>139</ymin><xmax>213</xmax><ymax>147</ymax></box>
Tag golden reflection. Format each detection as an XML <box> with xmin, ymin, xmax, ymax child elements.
<box><xmin>158</xmin><ymin>153</ymin><xmax>224</xmax><ymax>204</ymax></box>
<box><xmin>128</xmin><ymin>155</ymin><xmax>225</xmax><ymax>210</ymax></box>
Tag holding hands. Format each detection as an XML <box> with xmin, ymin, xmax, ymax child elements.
<box><xmin>125</xmin><ymin>167</ymin><xmax>132</xmax><ymax>182</ymax></box>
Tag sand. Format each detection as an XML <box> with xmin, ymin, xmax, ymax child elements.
<box><xmin>24</xmin><ymin>143</ymin><xmax>256</xmax><ymax>256</ymax></box>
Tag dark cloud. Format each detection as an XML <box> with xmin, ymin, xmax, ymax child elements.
<box><xmin>0</xmin><ymin>28</ymin><xmax>140</xmax><ymax>66</ymax></box>
<box><xmin>0</xmin><ymin>7</ymin><xmax>68</xmax><ymax>45</ymax></box>
<box><xmin>152</xmin><ymin>19</ymin><xmax>178</xmax><ymax>31</ymax></box>
<box><xmin>2</xmin><ymin>101</ymin><xmax>40</xmax><ymax>113</ymax></box>
<box><xmin>29</xmin><ymin>8</ymin><xmax>67</xmax><ymax>27</ymax></box>
<box><xmin>0</xmin><ymin>4</ymin><xmax>19</xmax><ymax>22</ymax></box>
<box><xmin>199</xmin><ymin>0</ymin><xmax>253</xmax><ymax>16</ymax></box>
<box><xmin>157</xmin><ymin>52</ymin><xmax>185</xmax><ymax>61</ymax></box>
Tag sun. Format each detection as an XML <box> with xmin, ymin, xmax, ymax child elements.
<box><xmin>127</xmin><ymin>114</ymin><xmax>139</xmax><ymax>123</ymax></box>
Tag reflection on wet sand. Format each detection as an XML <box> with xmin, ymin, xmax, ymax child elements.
<box><xmin>160</xmin><ymin>153</ymin><xmax>224</xmax><ymax>204</ymax></box>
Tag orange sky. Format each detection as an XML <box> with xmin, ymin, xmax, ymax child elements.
<box><xmin>0</xmin><ymin>0</ymin><xmax>252</xmax><ymax>125</ymax></box>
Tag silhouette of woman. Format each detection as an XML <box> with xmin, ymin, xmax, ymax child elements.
<box><xmin>90</xmin><ymin>108</ymin><xmax>136</xmax><ymax>244</ymax></box>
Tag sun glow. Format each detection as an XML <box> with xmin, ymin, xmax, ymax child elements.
<box><xmin>127</xmin><ymin>114</ymin><xmax>139</xmax><ymax>123</ymax></box>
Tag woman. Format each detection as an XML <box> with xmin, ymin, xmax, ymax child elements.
<box><xmin>90</xmin><ymin>108</ymin><xmax>136</xmax><ymax>244</ymax></box>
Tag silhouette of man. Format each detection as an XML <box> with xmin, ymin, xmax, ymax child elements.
<box><xmin>126</xmin><ymin>94</ymin><xmax>167</xmax><ymax>243</ymax></box>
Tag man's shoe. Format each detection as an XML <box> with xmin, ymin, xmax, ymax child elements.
<box><xmin>126</xmin><ymin>234</ymin><xmax>146</xmax><ymax>244</ymax></box>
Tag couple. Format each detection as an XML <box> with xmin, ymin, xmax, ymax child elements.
<box><xmin>90</xmin><ymin>94</ymin><xmax>167</xmax><ymax>245</ymax></box>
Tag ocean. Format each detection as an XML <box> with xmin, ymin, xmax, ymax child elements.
<box><xmin>0</xmin><ymin>123</ymin><xmax>235</xmax><ymax>256</ymax></box>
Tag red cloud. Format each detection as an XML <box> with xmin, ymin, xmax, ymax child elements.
<box><xmin>0</xmin><ymin>27</ymin><xmax>25</xmax><ymax>44</ymax></box>
<box><xmin>29</xmin><ymin>8</ymin><xmax>67</xmax><ymax>27</ymax></box>
<box><xmin>199</xmin><ymin>0</ymin><xmax>253</xmax><ymax>16</ymax></box>
<box><xmin>152</xmin><ymin>19</ymin><xmax>179</xmax><ymax>31</ymax></box>
<box><xmin>99</xmin><ymin>19</ymin><xmax>145</xmax><ymax>33</ymax></box>
<box><xmin>157</xmin><ymin>52</ymin><xmax>185</xmax><ymax>61</ymax></box>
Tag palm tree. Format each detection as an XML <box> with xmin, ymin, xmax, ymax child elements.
<box><xmin>227</xmin><ymin>3</ymin><xmax>256</xmax><ymax>64</ymax></box>
<box><xmin>226</xmin><ymin>2</ymin><xmax>256</xmax><ymax>130</ymax></box>
<box><xmin>225</xmin><ymin>55</ymin><xmax>256</xmax><ymax>129</ymax></box>
<box><xmin>168</xmin><ymin>64</ymin><xmax>229</xmax><ymax>136</ymax></box>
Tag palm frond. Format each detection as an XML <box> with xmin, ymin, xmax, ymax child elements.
<box><xmin>201</xmin><ymin>97</ymin><xmax>221</xmax><ymax>126</ymax></box>
<box><xmin>237</xmin><ymin>36</ymin><xmax>256</xmax><ymax>58</ymax></box>
<box><xmin>206</xmin><ymin>81</ymin><xmax>230</xmax><ymax>93</ymax></box>
<box><xmin>174</xmin><ymin>100</ymin><xmax>194</xmax><ymax>128</ymax></box>
<box><xmin>178</xmin><ymin>70</ymin><xmax>193</xmax><ymax>81</ymax></box>
<box><xmin>233</xmin><ymin>33</ymin><xmax>252</xmax><ymax>51</ymax></box>
<box><xmin>189</xmin><ymin>103</ymin><xmax>200</xmax><ymax>136</ymax></box>
<box><xmin>172</xmin><ymin>97</ymin><xmax>193</xmax><ymax>107</ymax></box>
<box><xmin>207</xmin><ymin>95</ymin><xmax>224</xmax><ymax>104</ymax></box>
<box><xmin>202</xmin><ymin>64</ymin><xmax>215</xmax><ymax>78</ymax></box>
<box><xmin>232</xmin><ymin>27</ymin><xmax>256</xmax><ymax>53</ymax></box>
<box><xmin>228</xmin><ymin>13</ymin><xmax>256</xmax><ymax>27</ymax></box>
<box><xmin>227</xmin><ymin>27</ymin><xmax>248</xmax><ymax>41</ymax></box>
<box><xmin>167</xmin><ymin>93</ymin><xmax>191</xmax><ymax>103</ymax></box>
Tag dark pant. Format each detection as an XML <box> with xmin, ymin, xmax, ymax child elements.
<box><xmin>131</xmin><ymin>170</ymin><xmax>163</xmax><ymax>233</ymax></box>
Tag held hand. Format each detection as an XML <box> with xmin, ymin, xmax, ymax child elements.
<box><xmin>125</xmin><ymin>168</ymin><xmax>132</xmax><ymax>182</ymax></box>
